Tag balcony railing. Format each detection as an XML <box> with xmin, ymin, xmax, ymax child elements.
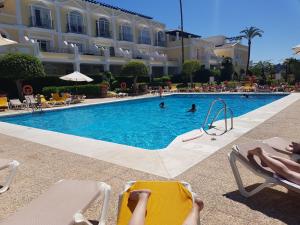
<box><xmin>29</xmin><ymin>16</ymin><xmax>53</xmax><ymax>29</ymax></box>
<box><xmin>138</xmin><ymin>37</ymin><xmax>151</xmax><ymax>45</ymax></box>
<box><xmin>119</xmin><ymin>33</ymin><xmax>133</xmax><ymax>42</ymax></box>
<box><xmin>38</xmin><ymin>46</ymin><xmax>74</xmax><ymax>54</ymax></box>
<box><xmin>66</xmin><ymin>24</ymin><xmax>86</xmax><ymax>34</ymax></box>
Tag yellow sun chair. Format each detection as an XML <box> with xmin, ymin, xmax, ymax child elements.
<box><xmin>0</xmin><ymin>97</ymin><xmax>9</xmax><ymax>110</ymax></box>
<box><xmin>117</xmin><ymin>180</ymin><xmax>196</xmax><ymax>225</ymax></box>
<box><xmin>51</xmin><ymin>93</ymin><xmax>67</xmax><ymax>105</ymax></box>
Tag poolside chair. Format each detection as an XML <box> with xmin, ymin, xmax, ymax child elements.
<box><xmin>228</xmin><ymin>140</ymin><xmax>300</xmax><ymax>198</ymax></box>
<box><xmin>24</xmin><ymin>95</ymin><xmax>38</xmax><ymax>109</ymax></box>
<box><xmin>117</xmin><ymin>180</ymin><xmax>197</xmax><ymax>225</ymax></box>
<box><xmin>0</xmin><ymin>159</ymin><xmax>19</xmax><ymax>194</ymax></box>
<box><xmin>9</xmin><ymin>99</ymin><xmax>25</xmax><ymax>110</ymax></box>
<box><xmin>51</xmin><ymin>93</ymin><xmax>69</xmax><ymax>105</ymax></box>
<box><xmin>0</xmin><ymin>97</ymin><xmax>8</xmax><ymax>110</ymax></box>
<box><xmin>0</xmin><ymin>179</ymin><xmax>111</xmax><ymax>225</ymax></box>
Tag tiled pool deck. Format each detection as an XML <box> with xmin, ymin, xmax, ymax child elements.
<box><xmin>0</xmin><ymin>94</ymin><xmax>300</xmax><ymax>224</ymax></box>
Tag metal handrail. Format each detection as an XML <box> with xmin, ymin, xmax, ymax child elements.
<box><xmin>202</xmin><ymin>98</ymin><xmax>233</xmax><ymax>136</ymax></box>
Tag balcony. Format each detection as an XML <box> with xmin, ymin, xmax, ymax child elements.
<box><xmin>29</xmin><ymin>16</ymin><xmax>53</xmax><ymax>29</ymax></box>
<box><xmin>66</xmin><ymin>24</ymin><xmax>86</xmax><ymax>34</ymax></box>
<box><xmin>138</xmin><ymin>37</ymin><xmax>151</xmax><ymax>45</ymax></box>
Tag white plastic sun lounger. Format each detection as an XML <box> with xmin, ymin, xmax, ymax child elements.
<box><xmin>228</xmin><ymin>140</ymin><xmax>300</xmax><ymax>198</ymax></box>
<box><xmin>0</xmin><ymin>180</ymin><xmax>111</xmax><ymax>225</ymax></box>
<box><xmin>0</xmin><ymin>159</ymin><xmax>19</xmax><ymax>194</ymax></box>
<box><xmin>9</xmin><ymin>99</ymin><xmax>25</xmax><ymax>110</ymax></box>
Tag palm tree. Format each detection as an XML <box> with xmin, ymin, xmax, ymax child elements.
<box><xmin>240</xmin><ymin>26</ymin><xmax>264</xmax><ymax>75</ymax></box>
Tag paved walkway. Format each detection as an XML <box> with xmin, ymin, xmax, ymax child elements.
<box><xmin>0</xmin><ymin>99</ymin><xmax>300</xmax><ymax>224</ymax></box>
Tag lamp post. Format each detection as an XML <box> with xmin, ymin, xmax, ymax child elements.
<box><xmin>179</xmin><ymin>0</ymin><xmax>184</xmax><ymax>65</ymax></box>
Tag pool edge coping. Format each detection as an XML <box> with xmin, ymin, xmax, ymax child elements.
<box><xmin>0</xmin><ymin>93</ymin><xmax>299</xmax><ymax>178</ymax></box>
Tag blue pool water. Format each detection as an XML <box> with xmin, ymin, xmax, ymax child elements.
<box><xmin>0</xmin><ymin>94</ymin><xmax>287</xmax><ymax>150</ymax></box>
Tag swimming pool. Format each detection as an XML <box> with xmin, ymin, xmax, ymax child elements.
<box><xmin>0</xmin><ymin>94</ymin><xmax>287</xmax><ymax>150</ymax></box>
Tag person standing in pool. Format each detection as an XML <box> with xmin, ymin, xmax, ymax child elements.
<box><xmin>159</xmin><ymin>102</ymin><xmax>165</xmax><ymax>109</ymax></box>
<box><xmin>188</xmin><ymin>104</ymin><xmax>197</xmax><ymax>112</ymax></box>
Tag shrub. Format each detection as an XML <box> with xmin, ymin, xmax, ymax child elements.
<box><xmin>0</xmin><ymin>53</ymin><xmax>45</xmax><ymax>98</ymax></box>
<box><xmin>42</xmin><ymin>84</ymin><xmax>102</xmax><ymax>98</ymax></box>
<box><xmin>121</xmin><ymin>61</ymin><xmax>148</xmax><ymax>91</ymax></box>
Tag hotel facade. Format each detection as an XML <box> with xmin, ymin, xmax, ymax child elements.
<box><xmin>0</xmin><ymin>0</ymin><xmax>248</xmax><ymax>77</ymax></box>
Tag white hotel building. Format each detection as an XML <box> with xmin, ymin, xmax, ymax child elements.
<box><xmin>0</xmin><ymin>0</ymin><xmax>248</xmax><ymax>76</ymax></box>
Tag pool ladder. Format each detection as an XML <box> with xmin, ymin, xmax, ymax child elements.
<box><xmin>202</xmin><ymin>98</ymin><xmax>234</xmax><ymax>136</ymax></box>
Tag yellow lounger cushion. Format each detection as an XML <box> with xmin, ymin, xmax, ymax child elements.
<box><xmin>0</xmin><ymin>97</ymin><xmax>8</xmax><ymax>108</ymax></box>
<box><xmin>117</xmin><ymin>181</ymin><xmax>193</xmax><ymax>225</ymax></box>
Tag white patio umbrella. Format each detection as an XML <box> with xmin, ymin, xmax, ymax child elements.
<box><xmin>292</xmin><ymin>44</ymin><xmax>300</xmax><ymax>55</ymax></box>
<box><xmin>60</xmin><ymin>71</ymin><xmax>93</xmax><ymax>82</ymax></box>
<box><xmin>0</xmin><ymin>36</ymin><xmax>17</xmax><ymax>46</ymax></box>
<box><xmin>60</xmin><ymin>71</ymin><xmax>93</xmax><ymax>94</ymax></box>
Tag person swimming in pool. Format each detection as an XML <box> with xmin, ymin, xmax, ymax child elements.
<box><xmin>188</xmin><ymin>104</ymin><xmax>196</xmax><ymax>112</ymax></box>
<box><xmin>242</xmin><ymin>94</ymin><xmax>249</xmax><ymax>98</ymax></box>
<box><xmin>159</xmin><ymin>102</ymin><xmax>165</xmax><ymax>109</ymax></box>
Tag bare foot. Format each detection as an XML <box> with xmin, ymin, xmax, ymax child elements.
<box><xmin>129</xmin><ymin>190</ymin><xmax>151</xmax><ymax>202</ymax></box>
<box><xmin>247</xmin><ymin>147</ymin><xmax>263</xmax><ymax>158</ymax></box>
<box><xmin>247</xmin><ymin>148</ymin><xmax>268</xmax><ymax>167</ymax></box>
<box><xmin>194</xmin><ymin>197</ymin><xmax>204</xmax><ymax>212</ymax></box>
<box><xmin>288</xmin><ymin>142</ymin><xmax>300</xmax><ymax>154</ymax></box>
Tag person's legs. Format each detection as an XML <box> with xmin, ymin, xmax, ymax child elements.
<box><xmin>182</xmin><ymin>197</ymin><xmax>204</xmax><ymax>225</ymax></box>
<box><xmin>248</xmin><ymin>148</ymin><xmax>300</xmax><ymax>185</ymax></box>
<box><xmin>128</xmin><ymin>190</ymin><xmax>151</xmax><ymax>225</ymax></box>
<box><xmin>270</xmin><ymin>156</ymin><xmax>300</xmax><ymax>173</ymax></box>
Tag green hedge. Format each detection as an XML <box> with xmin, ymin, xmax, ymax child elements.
<box><xmin>42</xmin><ymin>84</ymin><xmax>102</xmax><ymax>98</ymax></box>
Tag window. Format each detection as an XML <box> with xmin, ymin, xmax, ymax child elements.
<box><xmin>31</xmin><ymin>6</ymin><xmax>52</xmax><ymax>29</ymax></box>
<box><xmin>139</xmin><ymin>28</ymin><xmax>151</xmax><ymax>45</ymax></box>
<box><xmin>36</xmin><ymin>39</ymin><xmax>51</xmax><ymax>52</ymax></box>
<box><xmin>156</xmin><ymin>31</ymin><xmax>165</xmax><ymax>46</ymax></box>
<box><xmin>97</xmin><ymin>18</ymin><xmax>110</xmax><ymax>38</ymax></box>
<box><xmin>120</xmin><ymin>24</ymin><xmax>132</xmax><ymax>42</ymax></box>
<box><xmin>68</xmin><ymin>11</ymin><xmax>84</xmax><ymax>34</ymax></box>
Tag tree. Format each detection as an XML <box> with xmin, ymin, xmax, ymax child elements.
<box><xmin>286</xmin><ymin>58</ymin><xmax>300</xmax><ymax>82</ymax></box>
<box><xmin>182</xmin><ymin>60</ymin><xmax>201</xmax><ymax>86</ymax></box>
<box><xmin>220</xmin><ymin>57</ymin><xmax>234</xmax><ymax>81</ymax></box>
<box><xmin>250</xmin><ymin>61</ymin><xmax>275</xmax><ymax>84</ymax></box>
<box><xmin>121</xmin><ymin>61</ymin><xmax>148</xmax><ymax>91</ymax></box>
<box><xmin>0</xmin><ymin>53</ymin><xmax>45</xmax><ymax>98</ymax></box>
<box><xmin>240</xmin><ymin>26</ymin><xmax>264</xmax><ymax>75</ymax></box>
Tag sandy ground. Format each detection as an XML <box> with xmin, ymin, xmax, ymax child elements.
<box><xmin>0</xmin><ymin>98</ymin><xmax>300</xmax><ymax>225</ymax></box>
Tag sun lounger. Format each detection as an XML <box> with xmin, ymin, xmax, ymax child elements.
<box><xmin>0</xmin><ymin>180</ymin><xmax>111</xmax><ymax>225</ymax></box>
<box><xmin>0</xmin><ymin>97</ymin><xmax>8</xmax><ymax>110</ymax></box>
<box><xmin>0</xmin><ymin>159</ymin><xmax>19</xmax><ymax>194</ymax></box>
<box><xmin>117</xmin><ymin>180</ymin><xmax>196</xmax><ymax>225</ymax></box>
<box><xmin>117</xmin><ymin>92</ymin><xmax>128</xmax><ymax>98</ymax></box>
<box><xmin>24</xmin><ymin>95</ymin><xmax>38</xmax><ymax>109</ymax></box>
<box><xmin>9</xmin><ymin>99</ymin><xmax>25</xmax><ymax>110</ymax></box>
<box><xmin>51</xmin><ymin>93</ymin><xmax>70</xmax><ymax>105</ymax></box>
<box><xmin>228</xmin><ymin>140</ymin><xmax>300</xmax><ymax>198</ymax></box>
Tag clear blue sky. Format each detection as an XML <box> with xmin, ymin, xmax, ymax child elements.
<box><xmin>100</xmin><ymin>0</ymin><xmax>300</xmax><ymax>64</ymax></box>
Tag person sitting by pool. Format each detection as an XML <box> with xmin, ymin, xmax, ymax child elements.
<box><xmin>247</xmin><ymin>147</ymin><xmax>300</xmax><ymax>185</ymax></box>
<box><xmin>159</xmin><ymin>102</ymin><xmax>165</xmax><ymax>109</ymax></box>
<box><xmin>188</xmin><ymin>104</ymin><xmax>197</xmax><ymax>112</ymax></box>
<box><xmin>127</xmin><ymin>190</ymin><xmax>204</xmax><ymax>225</ymax></box>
